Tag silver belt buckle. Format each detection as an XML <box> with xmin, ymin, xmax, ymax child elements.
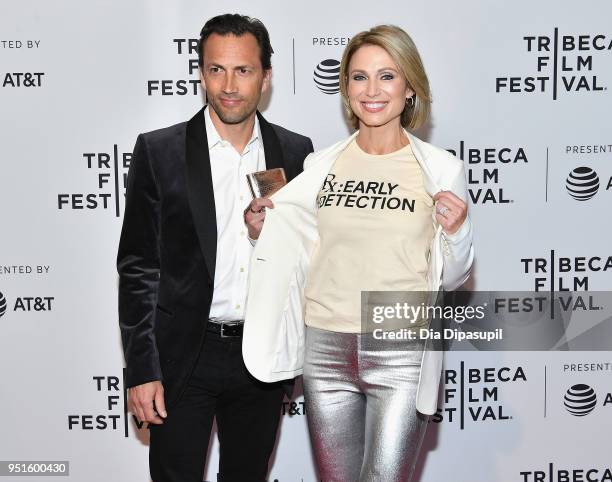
<box><xmin>220</xmin><ymin>321</ymin><xmax>242</xmax><ymax>338</ymax></box>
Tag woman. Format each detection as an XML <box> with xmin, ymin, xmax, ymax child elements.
<box><xmin>243</xmin><ymin>25</ymin><xmax>474</xmax><ymax>481</ymax></box>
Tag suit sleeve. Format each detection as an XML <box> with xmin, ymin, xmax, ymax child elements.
<box><xmin>305</xmin><ymin>138</ymin><xmax>314</xmax><ymax>157</ymax></box>
<box><xmin>440</xmin><ymin>162</ymin><xmax>475</xmax><ymax>291</ymax></box>
<box><xmin>117</xmin><ymin>134</ymin><xmax>162</xmax><ymax>388</ymax></box>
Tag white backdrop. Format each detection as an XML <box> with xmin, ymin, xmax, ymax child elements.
<box><xmin>1</xmin><ymin>1</ymin><xmax>611</xmax><ymax>481</ymax></box>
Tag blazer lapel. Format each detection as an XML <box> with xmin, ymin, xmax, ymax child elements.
<box><xmin>405</xmin><ymin>130</ymin><xmax>444</xmax><ymax>234</ymax></box>
<box><xmin>185</xmin><ymin>107</ymin><xmax>217</xmax><ymax>282</ymax></box>
<box><xmin>405</xmin><ymin>130</ymin><xmax>440</xmax><ymax>197</ymax></box>
<box><xmin>257</xmin><ymin>111</ymin><xmax>284</xmax><ymax>170</ymax></box>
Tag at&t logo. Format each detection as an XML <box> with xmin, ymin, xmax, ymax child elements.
<box><xmin>313</xmin><ymin>59</ymin><xmax>340</xmax><ymax>94</ymax></box>
<box><xmin>0</xmin><ymin>291</ymin><xmax>54</xmax><ymax>317</ymax></box>
<box><xmin>2</xmin><ymin>72</ymin><xmax>44</xmax><ymax>87</ymax></box>
<box><xmin>565</xmin><ymin>165</ymin><xmax>611</xmax><ymax>201</ymax></box>
<box><xmin>564</xmin><ymin>384</ymin><xmax>597</xmax><ymax>415</ymax></box>
<box><xmin>0</xmin><ymin>292</ymin><xmax>6</xmax><ymax>318</ymax></box>
<box><xmin>566</xmin><ymin>167</ymin><xmax>600</xmax><ymax>200</ymax></box>
<box><xmin>281</xmin><ymin>401</ymin><xmax>306</xmax><ymax>416</ymax></box>
<box><xmin>563</xmin><ymin>383</ymin><xmax>611</xmax><ymax>417</ymax></box>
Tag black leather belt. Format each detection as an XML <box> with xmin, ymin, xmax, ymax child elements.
<box><xmin>206</xmin><ymin>321</ymin><xmax>244</xmax><ymax>338</ymax></box>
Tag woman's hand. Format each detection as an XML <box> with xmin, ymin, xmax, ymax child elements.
<box><xmin>433</xmin><ymin>191</ymin><xmax>467</xmax><ymax>236</ymax></box>
<box><xmin>243</xmin><ymin>197</ymin><xmax>274</xmax><ymax>240</ymax></box>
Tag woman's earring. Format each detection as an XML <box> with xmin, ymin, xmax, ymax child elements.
<box><xmin>406</xmin><ymin>96</ymin><xmax>415</xmax><ymax>107</ymax></box>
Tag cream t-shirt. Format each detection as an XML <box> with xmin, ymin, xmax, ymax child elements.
<box><xmin>304</xmin><ymin>138</ymin><xmax>435</xmax><ymax>333</ymax></box>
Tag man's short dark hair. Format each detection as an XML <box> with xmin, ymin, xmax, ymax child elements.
<box><xmin>198</xmin><ymin>14</ymin><xmax>273</xmax><ymax>69</ymax></box>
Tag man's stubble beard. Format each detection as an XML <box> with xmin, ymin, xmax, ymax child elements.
<box><xmin>207</xmin><ymin>96</ymin><xmax>259</xmax><ymax>125</ymax></box>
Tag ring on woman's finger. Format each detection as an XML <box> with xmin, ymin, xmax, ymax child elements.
<box><xmin>437</xmin><ymin>205</ymin><xmax>450</xmax><ymax>216</ymax></box>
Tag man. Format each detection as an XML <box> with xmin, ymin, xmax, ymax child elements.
<box><xmin>117</xmin><ymin>14</ymin><xmax>313</xmax><ymax>482</ymax></box>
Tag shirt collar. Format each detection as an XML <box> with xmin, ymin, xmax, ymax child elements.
<box><xmin>204</xmin><ymin>105</ymin><xmax>260</xmax><ymax>152</ymax></box>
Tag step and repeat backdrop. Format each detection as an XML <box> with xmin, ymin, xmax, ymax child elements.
<box><xmin>1</xmin><ymin>0</ymin><xmax>611</xmax><ymax>481</ymax></box>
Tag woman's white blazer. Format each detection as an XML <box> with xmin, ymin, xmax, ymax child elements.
<box><xmin>242</xmin><ymin>130</ymin><xmax>474</xmax><ymax>415</ymax></box>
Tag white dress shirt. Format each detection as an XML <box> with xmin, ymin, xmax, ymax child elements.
<box><xmin>205</xmin><ymin>107</ymin><xmax>265</xmax><ymax>322</ymax></box>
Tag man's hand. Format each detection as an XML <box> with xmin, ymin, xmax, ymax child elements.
<box><xmin>128</xmin><ymin>380</ymin><xmax>167</xmax><ymax>425</ymax></box>
<box><xmin>433</xmin><ymin>191</ymin><xmax>468</xmax><ymax>235</ymax></box>
<box><xmin>243</xmin><ymin>197</ymin><xmax>274</xmax><ymax>240</ymax></box>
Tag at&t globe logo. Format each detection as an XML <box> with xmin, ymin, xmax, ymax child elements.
<box><xmin>566</xmin><ymin>166</ymin><xmax>599</xmax><ymax>200</ymax></box>
<box><xmin>563</xmin><ymin>384</ymin><xmax>597</xmax><ymax>416</ymax></box>
<box><xmin>313</xmin><ymin>59</ymin><xmax>340</xmax><ymax>94</ymax></box>
<box><xmin>0</xmin><ymin>292</ymin><xmax>6</xmax><ymax>318</ymax></box>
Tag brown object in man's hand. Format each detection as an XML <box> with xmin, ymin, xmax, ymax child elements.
<box><xmin>246</xmin><ymin>168</ymin><xmax>287</xmax><ymax>198</ymax></box>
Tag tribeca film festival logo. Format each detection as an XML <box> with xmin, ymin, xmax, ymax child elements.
<box><xmin>496</xmin><ymin>31</ymin><xmax>610</xmax><ymax>99</ymax></box>
<box><xmin>0</xmin><ymin>290</ymin><xmax>54</xmax><ymax>319</ymax></box>
<box><xmin>66</xmin><ymin>374</ymin><xmax>308</xmax><ymax>451</ymax></box>
<box><xmin>521</xmin><ymin>250</ymin><xmax>612</xmax><ymax>292</ymax></box>
<box><xmin>147</xmin><ymin>38</ymin><xmax>201</xmax><ymax>96</ymax></box>
<box><xmin>57</xmin><ymin>147</ymin><xmax>131</xmax><ymax>217</ymax></box>
<box><xmin>67</xmin><ymin>373</ymin><xmax>147</xmax><ymax>436</ymax></box>
<box><xmin>1</xmin><ymin>39</ymin><xmax>44</xmax><ymax>88</ymax></box>
<box><xmin>519</xmin><ymin>463</ymin><xmax>612</xmax><ymax>482</ymax></box>
<box><xmin>431</xmin><ymin>363</ymin><xmax>527</xmax><ymax>429</ymax></box>
<box><xmin>447</xmin><ymin>141</ymin><xmax>528</xmax><ymax>204</ymax></box>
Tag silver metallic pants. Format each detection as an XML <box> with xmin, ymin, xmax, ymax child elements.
<box><xmin>303</xmin><ymin>326</ymin><xmax>429</xmax><ymax>482</ymax></box>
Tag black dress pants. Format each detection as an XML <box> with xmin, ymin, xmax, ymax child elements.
<box><xmin>149</xmin><ymin>329</ymin><xmax>285</xmax><ymax>482</ymax></box>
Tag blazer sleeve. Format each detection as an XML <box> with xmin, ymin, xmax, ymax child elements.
<box><xmin>117</xmin><ymin>134</ymin><xmax>162</xmax><ymax>388</ymax></box>
<box><xmin>440</xmin><ymin>162</ymin><xmax>475</xmax><ymax>291</ymax></box>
